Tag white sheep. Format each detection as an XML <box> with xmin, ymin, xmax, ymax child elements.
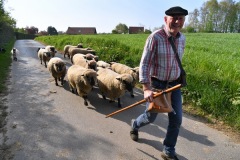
<box><xmin>96</xmin><ymin>60</ymin><xmax>111</xmax><ymax>69</ymax></box>
<box><xmin>72</xmin><ymin>54</ymin><xmax>97</xmax><ymax>70</ymax></box>
<box><xmin>63</xmin><ymin>43</ymin><xmax>83</xmax><ymax>58</ymax></box>
<box><xmin>11</xmin><ymin>48</ymin><xmax>19</xmax><ymax>61</ymax></box>
<box><xmin>67</xmin><ymin>65</ymin><xmax>98</xmax><ymax>106</ymax></box>
<box><xmin>97</xmin><ymin>67</ymin><xmax>133</xmax><ymax>108</ymax></box>
<box><xmin>45</xmin><ymin>45</ymin><xmax>57</xmax><ymax>57</ymax></box>
<box><xmin>47</xmin><ymin>57</ymin><xmax>67</xmax><ymax>86</ymax></box>
<box><xmin>110</xmin><ymin>62</ymin><xmax>139</xmax><ymax>98</ymax></box>
<box><xmin>68</xmin><ymin>47</ymin><xmax>96</xmax><ymax>63</ymax></box>
<box><xmin>37</xmin><ymin>48</ymin><xmax>54</xmax><ymax>67</ymax></box>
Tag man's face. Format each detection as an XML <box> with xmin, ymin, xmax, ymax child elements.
<box><xmin>164</xmin><ymin>15</ymin><xmax>185</xmax><ymax>36</ymax></box>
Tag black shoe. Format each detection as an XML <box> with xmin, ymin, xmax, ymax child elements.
<box><xmin>130</xmin><ymin>129</ymin><xmax>138</xmax><ymax>141</ymax></box>
<box><xmin>161</xmin><ymin>152</ymin><xmax>179</xmax><ymax>160</ymax></box>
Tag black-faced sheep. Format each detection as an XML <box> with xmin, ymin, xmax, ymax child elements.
<box><xmin>11</xmin><ymin>48</ymin><xmax>19</xmax><ymax>61</ymax></box>
<box><xmin>45</xmin><ymin>45</ymin><xmax>57</xmax><ymax>57</ymax></box>
<box><xmin>63</xmin><ymin>43</ymin><xmax>83</xmax><ymax>58</ymax></box>
<box><xmin>67</xmin><ymin>65</ymin><xmax>98</xmax><ymax>106</ymax></box>
<box><xmin>68</xmin><ymin>47</ymin><xmax>96</xmax><ymax>63</ymax></box>
<box><xmin>85</xmin><ymin>53</ymin><xmax>98</xmax><ymax>62</ymax></box>
<box><xmin>110</xmin><ymin>62</ymin><xmax>139</xmax><ymax>98</ymax></box>
<box><xmin>72</xmin><ymin>54</ymin><xmax>97</xmax><ymax>70</ymax></box>
<box><xmin>97</xmin><ymin>67</ymin><xmax>133</xmax><ymax>108</ymax></box>
<box><xmin>37</xmin><ymin>48</ymin><xmax>54</xmax><ymax>67</ymax></box>
<box><xmin>47</xmin><ymin>57</ymin><xmax>67</xmax><ymax>86</ymax></box>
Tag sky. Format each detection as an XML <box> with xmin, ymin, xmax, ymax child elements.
<box><xmin>4</xmin><ymin>0</ymin><xmax>208</xmax><ymax>33</ymax></box>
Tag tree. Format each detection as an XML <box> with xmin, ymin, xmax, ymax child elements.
<box><xmin>25</xmin><ymin>26</ymin><xmax>38</xmax><ymax>34</ymax></box>
<box><xmin>47</xmin><ymin>26</ymin><xmax>58</xmax><ymax>35</ymax></box>
<box><xmin>187</xmin><ymin>9</ymin><xmax>200</xmax><ymax>31</ymax></box>
<box><xmin>112</xmin><ymin>23</ymin><xmax>128</xmax><ymax>34</ymax></box>
<box><xmin>0</xmin><ymin>0</ymin><xmax>16</xmax><ymax>28</ymax></box>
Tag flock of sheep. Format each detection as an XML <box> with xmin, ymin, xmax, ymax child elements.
<box><xmin>37</xmin><ymin>44</ymin><xmax>140</xmax><ymax>108</ymax></box>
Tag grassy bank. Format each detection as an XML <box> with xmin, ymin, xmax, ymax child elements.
<box><xmin>0</xmin><ymin>39</ymin><xmax>15</xmax><ymax>93</ymax></box>
<box><xmin>35</xmin><ymin>33</ymin><xmax>240</xmax><ymax>131</ymax></box>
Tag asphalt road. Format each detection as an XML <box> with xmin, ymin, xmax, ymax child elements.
<box><xmin>0</xmin><ymin>40</ymin><xmax>239</xmax><ymax>160</ymax></box>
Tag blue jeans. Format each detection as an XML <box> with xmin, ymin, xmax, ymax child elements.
<box><xmin>132</xmin><ymin>79</ymin><xmax>182</xmax><ymax>156</ymax></box>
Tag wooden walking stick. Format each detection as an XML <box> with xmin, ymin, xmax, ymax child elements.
<box><xmin>105</xmin><ymin>84</ymin><xmax>182</xmax><ymax>118</ymax></box>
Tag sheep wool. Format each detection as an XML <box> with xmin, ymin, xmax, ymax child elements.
<box><xmin>97</xmin><ymin>68</ymin><xmax>133</xmax><ymax>108</ymax></box>
<box><xmin>111</xmin><ymin>62</ymin><xmax>139</xmax><ymax>97</ymax></box>
<box><xmin>37</xmin><ymin>48</ymin><xmax>53</xmax><ymax>68</ymax></box>
<box><xmin>45</xmin><ymin>45</ymin><xmax>57</xmax><ymax>57</ymax></box>
<box><xmin>67</xmin><ymin>65</ymin><xmax>98</xmax><ymax>106</ymax></box>
<box><xmin>68</xmin><ymin>47</ymin><xmax>96</xmax><ymax>63</ymax></box>
<box><xmin>63</xmin><ymin>43</ymin><xmax>83</xmax><ymax>58</ymax></box>
<box><xmin>47</xmin><ymin>57</ymin><xmax>67</xmax><ymax>86</ymax></box>
<box><xmin>72</xmin><ymin>54</ymin><xmax>97</xmax><ymax>70</ymax></box>
<box><xmin>96</xmin><ymin>60</ymin><xmax>111</xmax><ymax>69</ymax></box>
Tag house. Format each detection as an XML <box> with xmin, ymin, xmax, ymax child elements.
<box><xmin>66</xmin><ymin>27</ymin><xmax>97</xmax><ymax>35</ymax></box>
<box><xmin>129</xmin><ymin>26</ymin><xmax>144</xmax><ymax>34</ymax></box>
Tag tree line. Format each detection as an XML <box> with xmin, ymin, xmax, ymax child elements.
<box><xmin>186</xmin><ymin>0</ymin><xmax>240</xmax><ymax>33</ymax></box>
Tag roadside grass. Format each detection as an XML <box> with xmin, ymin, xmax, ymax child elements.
<box><xmin>0</xmin><ymin>39</ymin><xmax>14</xmax><ymax>93</ymax></box>
<box><xmin>35</xmin><ymin>33</ymin><xmax>240</xmax><ymax>131</ymax></box>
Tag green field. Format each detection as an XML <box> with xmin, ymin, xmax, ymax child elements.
<box><xmin>0</xmin><ymin>33</ymin><xmax>238</xmax><ymax>131</ymax></box>
<box><xmin>35</xmin><ymin>33</ymin><xmax>240</xmax><ymax>131</ymax></box>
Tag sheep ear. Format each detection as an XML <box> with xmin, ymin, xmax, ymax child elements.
<box><xmin>116</xmin><ymin>77</ymin><xmax>122</xmax><ymax>81</ymax></box>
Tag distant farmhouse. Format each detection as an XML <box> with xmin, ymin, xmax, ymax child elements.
<box><xmin>129</xmin><ymin>26</ymin><xmax>144</xmax><ymax>34</ymax></box>
<box><xmin>66</xmin><ymin>27</ymin><xmax>97</xmax><ymax>35</ymax></box>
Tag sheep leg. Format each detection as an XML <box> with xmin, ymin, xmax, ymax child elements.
<box><xmin>54</xmin><ymin>78</ymin><xmax>58</xmax><ymax>86</ymax></box>
<box><xmin>44</xmin><ymin>61</ymin><xmax>47</xmax><ymax>68</ymax></box>
<box><xmin>102</xmin><ymin>94</ymin><xmax>106</xmax><ymax>100</ymax></box>
<box><xmin>69</xmin><ymin>83</ymin><xmax>74</xmax><ymax>93</ymax></box>
<box><xmin>64</xmin><ymin>52</ymin><xmax>66</xmax><ymax>58</ymax></box>
<box><xmin>83</xmin><ymin>95</ymin><xmax>88</xmax><ymax>106</ymax></box>
<box><xmin>130</xmin><ymin>90</ymin><xmax>134</xmax><ymax>98</ymax></box>
<box><xmin>117</xmin><ymin>98</ymin><xmax>122</xmax><ymax>108</ymax></box>
<box><xmin>60</xmin><ymin>76</ymin><xmax>64</xmax><ymax>85</ymax></box>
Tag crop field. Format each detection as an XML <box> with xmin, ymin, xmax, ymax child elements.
<box><xmin>35</xmin><ymin>33</ymin><xmax>240</xmax><ymax>131</ymax></box>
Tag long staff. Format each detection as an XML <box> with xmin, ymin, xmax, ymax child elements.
<box><xmin>105</xmin><ymin>84</ymin><xmax>182</xmax><ymax>118</ymax></box>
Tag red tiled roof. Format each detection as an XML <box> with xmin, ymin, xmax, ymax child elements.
<box><xmin>129</xmin><ymin>26</ymin><xmax>144</xmax><ymax>34</ymax></box>
<box><xmin>66</xmin><ymin>27</ymin><xmax>97</xmax><ymax>35</ymax></box>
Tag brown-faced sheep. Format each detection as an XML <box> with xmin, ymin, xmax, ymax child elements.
<box><xmin>97</xmin><ymin>67</ymin><xmax>133</xmax><ymax>108</ymax></box>
<box><xmin>72</xmin><ymin>54</ymin><xmax>97</xmax><ymax>70</ymax></box>
<box><xmin>68</xmin><ymin>47</ymin><xmax>96</xmax><ymax>63</ymax></box>
<box><xmin>47</xmin><ymin>57</ymin><xmax>67</xmax><ymax>86</ymax></box>
<box><xmin>63</xmin><ymin>43</ymin><xmax>83</xmax><ymax>58</ymax></box>
<box><xmin>67</xmin><ymin>65</ymin><xmax>98</xmax><ymax>106</ymax></box>
<box><xmin>110</xmin><ymin>62</ymin><xmax>139</xmax><ymax>98</ymax></box>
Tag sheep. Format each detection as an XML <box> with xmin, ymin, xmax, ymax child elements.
<box><xmin>68</xmin><ymin>47</ymin><xmax>96</xmax><ymax>63</ymax></box>
<box><xmin>63</xmin><ymin>43</ymin><xmax>83</xmax><ymax>58</ymax></box>
<box><xmin>96</xmin><ymin>60</ymin><xmax>111</xmax><ymax>69</ymax></box>
<box><xmin>85</xmin><ymin>53</ymin><xmax>98</xmax><ymax>62</ymax></box>
<box><xmin>11</xmin><ymin>48</ymin><xmax>19</xmax><ymax>61</ymax></box>
<box><xmin>110</xmin><ymin>62</ymin><xmax>139</xmax><ymax>98</ymax></box>
<box><xmin>72</xmin><ymin>54</ymin><xmax>97</xmax><ymax>70</ymax></box>
<box><xmin>47</xmin><ymin>57</ymin><xmax>67</xmax><ymax>86</ymax></box>
<box><xmin>45</xmin><ymin>45</ymin><xmax>57</xmax><ymax>57</ymax></box>
<box><xmin>67</xmin><ymin>65</ymin><xmax>98</xmax><ymax>106</ymax></box>
<box><xmin>97</xmin><ymin>67</ymin><xmax>133</xmax><ymax>108</ymax></box>
<box><xmin>37</xmin><ymin>48</ymin><xmax>54</xmax><ymax>67</ymax></box>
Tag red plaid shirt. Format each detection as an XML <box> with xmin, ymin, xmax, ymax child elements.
<box><xmin>139</xmin><ymin>27</ymin><xmax>186</xmax><ymax>84</ymax></box>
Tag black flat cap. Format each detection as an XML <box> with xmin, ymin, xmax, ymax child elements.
<box><xmin>165</xmin><ymin>6</ymin><xmax>188</xmax><ymax>16</ymax></box>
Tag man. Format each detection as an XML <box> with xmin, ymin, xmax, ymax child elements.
<box><xmin>130</xmin><ymin>6</ymin><xmax>188</xmax><ymax>160</ymax></box>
